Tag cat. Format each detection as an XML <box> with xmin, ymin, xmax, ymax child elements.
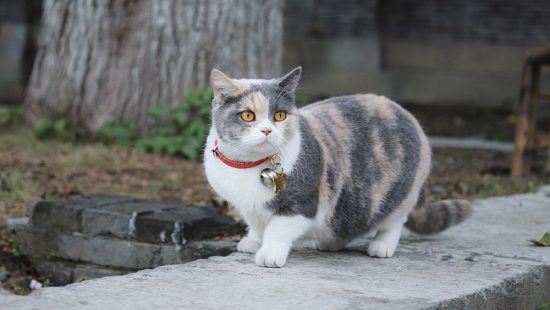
<box><xmin>204</xmin><ymin>67</ymin><xmax>471</xmax><ymax>268</ymax></box>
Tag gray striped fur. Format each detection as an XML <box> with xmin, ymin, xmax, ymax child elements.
<box><xmin>406</xmin><ymin>188</ymin><xmax>473</xmax><ymax>234</ymax></box>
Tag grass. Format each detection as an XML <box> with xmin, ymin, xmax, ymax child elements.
<box><xmin>0</xmin><ymin>172</ymin><xmax>41</xmax><ymax>219</ymax></box>
<box><xmin>427</xmin><ymin>148</ymin><xmax>550</xmax><ymax>201</ymax></box>
<box><xmin>0</xmin><ymin>124</ymin><xmax>214</xmax><ymax>222</ymax></box>
<box><xmin>475</xmin><ymin>175</ymin><xmax>548</xmax><ymax>199</ymax></box>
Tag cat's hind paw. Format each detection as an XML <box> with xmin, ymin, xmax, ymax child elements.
<box><xmin>237</xmin><ymin>236</ymin><xmax>261</xmax><ymax>254</ymax></box>
<box><xmin>367</xmin><ymin>240</ymin><xmax>397</xmax><ymax>258</ymax></box>
<box><xmin>255</xmin><ymin>243</ymin><xmax>289</xmax><ymax>268</ymax></box>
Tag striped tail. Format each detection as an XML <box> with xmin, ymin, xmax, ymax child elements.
<box><xmin>405</xmin><ymin>188</ymin><xmax>473</xmax><ymax>235</ymax></box>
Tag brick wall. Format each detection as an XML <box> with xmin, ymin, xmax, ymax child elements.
<box><xmin>285</xmin><ymin>0</ymin><xmax>550</xmax><ymax>45</ymax></box>
<box><xmin>283</xmin><ymin>0</ymin><xmax>550</xmax><ymax>107</ymax></box>
<box><xmin>284</xmin><ymin>0</ymin><xmax>378</xmax><ymax>38</ymax></box>
<box><xmin>380</xmin><ymin>0</ymin><xmax>550</xmax><ymax>44</ymax></box>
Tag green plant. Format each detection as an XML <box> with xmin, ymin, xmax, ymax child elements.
<box><xmin>0</xmin><ymin>105</ymin><xmax>24</xmax><ymax>127</ymax></box>
<box><xmin>33</xmin><ymin>115</ymin><xmax>80</xmax><ymax>141</ymax></box>
<box><xmin>95</xmin><ymin>88</ymin><xmax>212</xmax><ymax>160</ymax></box>
<box><xmin>96</xmin><ymin>122</ymin><xmax>136</xmax><ymax>147</ymax></box>
<box><xmin>134</xmin><ymin>88</ymin><xmax>213</xmax><ymax>160</ymax></box>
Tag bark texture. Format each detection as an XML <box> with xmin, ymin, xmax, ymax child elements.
<box><xmin>25</xmin><ymin>0</ymin><xmax>283</xmax><ymax>131</ymax></box>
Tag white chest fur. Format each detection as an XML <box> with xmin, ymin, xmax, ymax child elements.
<box><xmin>203</xmin><ymin>128</ymin><xmax>302</xmax><ymax>218</ymax></box>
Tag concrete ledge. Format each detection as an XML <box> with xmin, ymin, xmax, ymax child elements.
<box><xmin>1</xmin><ymin>189</ymin><xmax>550</xmax><ymax>309</ymax></box>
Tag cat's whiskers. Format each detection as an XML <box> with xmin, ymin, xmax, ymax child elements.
<box><xmin>216</xmin><ymin>139</ymin><xmax>250</xmax><ymax>159</ymax></box>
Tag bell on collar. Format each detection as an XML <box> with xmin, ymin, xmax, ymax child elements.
<box><xmin>260</xmin><ymin>168</ymin><xmax>278</xmax><ymax>187</ymax></box>
<box><xmin>260</xmin><ymin>162</ymin><xmax>287</xmax><ymax>193</ymax></box>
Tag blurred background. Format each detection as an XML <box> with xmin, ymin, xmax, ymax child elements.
<box><xmin>0</xmin><ymin>0</ymin><xmax>549</xmax><ymax>294</ymax></box>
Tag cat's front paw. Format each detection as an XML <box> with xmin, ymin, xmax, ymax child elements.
<box><xmin>255</xmin><ymin>243</ymin><xmax>289</xmax><ymax>268</ymax></box>
<box><xmin>237</xmin><ymin>236</ymin><xmax>261</xmax><ymax>253</ymax></box>
<box><xmin>367</xmin><ymin>240</ymin><xmax>397</xmax><ymax>258</ymax></box>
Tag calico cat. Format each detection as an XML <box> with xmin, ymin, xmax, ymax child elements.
<box><xmin>204</xmin><ymin>67</ymin><xmax>471</xmax><ymax>268</ymax></box>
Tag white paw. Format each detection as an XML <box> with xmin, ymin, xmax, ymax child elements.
<box><xmin>255</xmin><ymin>243</ymin><xmax>289</xmax><ymax>268</ymax></box>
<box><xmin>367</xmin><ymin>240</ymin><xmax>397</xmax><ymax>258</ymax></box>
<box><xmin>237</xmin><ymin>236</ymin><xmax>261</xmax><ymax>254</ymax></box>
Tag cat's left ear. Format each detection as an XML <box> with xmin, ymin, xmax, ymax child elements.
<box><xmin>277</xmin><ymin>66</ymin><xmax>302</xmax><ymax>95</ymax></box>
<box><xmin>211</xmin><ymin>69</ymin><xmax>242</xmax><ymax>103</ymax></box>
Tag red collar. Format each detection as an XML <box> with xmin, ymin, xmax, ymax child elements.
<box><xmin>212</xmin><ymin>140</ymin><xmax>270</xmax><ymax>169</ymax></box>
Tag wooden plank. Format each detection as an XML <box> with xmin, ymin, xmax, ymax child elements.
<box><xmin>512</xmin><ymin>62</ymin><xmax>532</xmax><ymax>177</ymax></box>
<box><xmin>527</xmin><ymin>46</ymin><xmax>550</xmax><ymax>64</ymax></box>
<box><xmin>536</xmin><ymin>132</ymin><xmax>550</xmax><ymax>148</ymax></box>
<box><xmin>524</xmin><ymin>65</ymin><xmax>542</xmax><ymax>176</ymax></box>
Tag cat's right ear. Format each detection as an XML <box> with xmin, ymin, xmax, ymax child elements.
<box><xmin>211</xmin><ymin>69</ymin><xmax>241</xmax><ymax>104</ymax></box>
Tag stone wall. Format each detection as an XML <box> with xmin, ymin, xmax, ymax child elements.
<box><xmin>284</xmin><ymin>0</ymin><xmax>550</xmax><ymax>109</ymax></box>
<box><xmin>14</xmin><ymin>194</ymin><xmax>243</xmax><ymax>285</ymax></box>
<box><xmin>380</xmin><ymin>0</ymin><xmax>550</xmax><ymax>44</ymax></box>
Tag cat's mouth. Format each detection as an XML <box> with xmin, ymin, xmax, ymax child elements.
<box><xmin>257</xmin><ymin>140</ymin><xmax>270</xmax><ymax>147</ymax></box>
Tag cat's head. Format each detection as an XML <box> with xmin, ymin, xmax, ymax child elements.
<box><xmin>210</xmin><ymin>67</ymin><xmax>301</xmax><ymax>158</ymax></box>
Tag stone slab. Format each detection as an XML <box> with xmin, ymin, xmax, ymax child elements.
<box><xmin>2</xmin><ymin>190</ymin><xmax>550</xmax><ymax>309</ymax></box>
<box><xmin>15</xmin><ymin>228</ymin><xmax>237</xmax><ymax>270</ymax></box>
<box><xmin>32</xmin><ymin>259</ymin><xmax>131</xmax><ymax>285</ymax></box>
<box><xmin>134</xmin><ymin>207</ymin><xmax>243</xmax><ymax>244</ymax></box>
<box><xmin>429</xmin><ymin>136</ymin><xmax>514</xmax><ymax>152</ymax></box>
<box><xmin>29</xmin><ymin>194</ymin><xmax>242</xmax><ymax>243</ymax></box>
<box><xmin>30</xmin><ymin>194</ymin><xmax>138</xmax><ymax>232</ymax></box>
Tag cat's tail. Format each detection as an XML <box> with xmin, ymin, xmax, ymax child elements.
<box><xmin>405</xmin><ymin>188</ymin><xmax>472</xmax><ymax>235</ymax></box>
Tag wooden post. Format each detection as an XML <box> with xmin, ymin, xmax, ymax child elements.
<box><xmin>511</xmin><ymin>62</ymin><xmax>532</xmax><ymax>177</ymax></box>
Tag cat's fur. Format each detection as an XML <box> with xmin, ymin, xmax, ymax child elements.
<box><xmin>204</xmin><ymin>67</ymin><xmax>471</xmax><ymax>267</ymax></box>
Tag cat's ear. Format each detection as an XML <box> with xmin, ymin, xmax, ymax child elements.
<box><xmin>211</xmin><ymin>69</ymin><xmax>241</xmax><ymax>102</ymax></box>
<box><xmin>277</xmin><ymin>66</ymin><xmax>302</xmax><ymax>95</ymax></box>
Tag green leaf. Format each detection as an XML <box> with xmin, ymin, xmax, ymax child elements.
<box><xmin>0</xmin><ymin>271</ymin><xmax>9</xmax><ymax>281</ymax></box>
<box><xmin>199</xmin><ymin>104</ymin><xmax>212</xmax><ymax>115</ymax></box>
<box><xmin>529</xmin><ymin>232</ymin><xmax>550</xmax><ymax>247</ymax></box>
<box><xmin>34</xmin><ymin>119</ymin><xmax>52</xmax><ymax>139</ymax></box>
<box><xmin>157</xmin><ymin>125</ymin><xmax>177</xmax><ymax>136</ymax></box>
<box><xmin>45</xmin><ymin>192</ymin><xmax>61</xmax><ymax>201</ymax></box>
<box><xmin>134</xmin><ymin>141</ymin><xmax>148</xmax><ymax>154</ymax></box>
<box><xmin>174</xmin><ymin>111</ymin><xmax>187</xmax><ymax>127</ymax></box>
<box><xmin>166</xmin><ymin>143</ymin><xmax>179</xmax><ymax>156</ymax></box>
<box><xmin>53</xmin><ymin>118</ymin><xmax>67</xmax><ymax>134</ymax></box>
<box><xmin>181</xmin><ymin>143</ymin><xmax>198</xmax><ymax>161</ymax></box>
<box><xmin>537</xmin><ymin>303</ymin><xmax>550</xmax><ymax>310</ymax></box>
<box><xmin>113</xmin><ymin>126</ymin><xmax>133</xmax><ymax>146</ymax></box>
<box><xmin>147</xmin><ymin>105</ymin><xmax>172</xmax><ymax>118</ymax></box>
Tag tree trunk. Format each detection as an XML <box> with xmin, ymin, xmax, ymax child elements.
<box><xmin>25</xmin><ymin>0</ymin><xmax>283</xmax><ymax>131</ymax></box>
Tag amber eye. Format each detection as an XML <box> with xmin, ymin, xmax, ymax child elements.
<box><xmin>240</xmin><ymin>111</ymin><xmax>255</xmax><ymax>122</ymax></box>
<box><xmin>274</xmin><ymin>111</ymin><xmax>287</xmax><ymax>122</ymax></box>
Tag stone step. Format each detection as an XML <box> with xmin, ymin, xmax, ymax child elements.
<box><xmin>16</xmin><ymin>227</ymin><xmax>237</xmax><ymax>270</ymax></box>
<box><xmin>13</xmin><ymin>194</ymin><xmax>243</xmax><ymax>285</ymax></box>
<box><xmin>2</xmin><ymin>189</ymin><xmax>550</xmax><ymax>309</ymax></box>
<box><xmin>29</xmin><ymin>193</ymin><xmax>243</xmax><ymax>243</ymax></box>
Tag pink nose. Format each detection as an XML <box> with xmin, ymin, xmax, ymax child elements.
<box><xmin>260</xmin><ymin>128</ymin><xmax>272</xmax><ymax>136</ymax></box>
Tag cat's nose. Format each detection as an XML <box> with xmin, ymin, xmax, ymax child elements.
<box><xmin>260</xmin><ymin>128</ymin><xmax>272</xmax><ymax>136</ymax></box>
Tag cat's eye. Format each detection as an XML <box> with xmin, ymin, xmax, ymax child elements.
<box><xmin>274</xmin><ymin>111</ymin><xmax>287</xmax><ymax>122</ymax></box>
<box><xmin>241</xmin><ymin>111</ymin><xmax>255</xmax><ymax>122</ymax></box>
